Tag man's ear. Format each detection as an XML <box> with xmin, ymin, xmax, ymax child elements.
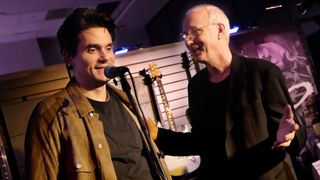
<box><xmin>217</xmin><ymin>23</ymin><xmax>227</xmax><ymax>39</ymax></box>
<box><xmin>63</xmin><ymin>50</ymin><xmax>73</xmax><ymax>66</ymax></box>
<box><xmin>63</xmin><ymin>51</ymin><xmax>74</xmax><ymax>78</ymax></box>
<box><xmin>218</xmin><ymin>23</ymin><xmax>225</xmax><ymax>32</ymax></box>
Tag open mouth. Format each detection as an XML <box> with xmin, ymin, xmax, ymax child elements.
<box><xmin>189</xmin><ymin>43</ymin><xmax>202</xmax><ymax>55</ymax></box>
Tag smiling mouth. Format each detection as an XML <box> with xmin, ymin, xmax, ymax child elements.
<box><xmin>189</xmin><ymin>44</ymin><xmax>201</xmax><ymax>54</ymax></box>
<box><xmin>190</xmin><ymin>48</ymin><xmax>202</xmax><ymax>56</ymax></box>
<box><xmin>95</xmin><ymin>66</ymin><xmax>107</xmax><ymax>70</ymax></box>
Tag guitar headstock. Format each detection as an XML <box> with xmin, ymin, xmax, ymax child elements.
<box><xmin>139</xmin><ymin>68</ymin><xmax>153</xmax><ymax>85</ymax></box>
<box><xmin>181</xmin><ymin>51</ymin><xmax>191</xmax><ymax>69</ymax></box>
<box><xmin>149</xmin><ymin>63</ymin><xmax>162</xmax><ymax>79</ymax></box>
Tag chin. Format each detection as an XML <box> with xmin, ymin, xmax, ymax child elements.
<box><xmin>95</xmin><ymin>76</ymin><xmax>108</xmax><ymax>83</ymax></box>
<box><xmin>194</xmin><ymin>56</ymin><xmax>205</xmax><ymax>63</ymax></box>
<box><xmin>191</xmin><ymin>54</ymin><xmax>200</xmax><ymax>60</ymax></box>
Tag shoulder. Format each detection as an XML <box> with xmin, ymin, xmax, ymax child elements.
<box><xmin>32</xmin><ymin>88</ymin><xmax>70</xmax><ymax>123</ymax></box>
<box><xmin>234</xmin><ymin>54</ymin><xmax>282</xmax><ymax>75</ymax></box>
<box><xmin>241</xmin><ymin>55</ymin><xmax>276</xmax><ymax>69</ymax></box>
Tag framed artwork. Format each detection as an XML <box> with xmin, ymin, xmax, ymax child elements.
<box><xmin>230</xmin><ymin>24</ymin><xmax>320</xmax><ymax>166</ymax></box>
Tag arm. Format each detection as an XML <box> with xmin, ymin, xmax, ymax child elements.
<box><xmin>25</xmin><ymin>103</ymin><xmax>60</xmax><ymax>180</ymax></box>
<box><xmin>145</xmin><ymin>117</ymin><xmax>199</xmax><ymax>156</ymax></box>
<box><xmin>263</xmin><ymin>64</ymin><xmax>305</xmax><ymax>151</ymax></box>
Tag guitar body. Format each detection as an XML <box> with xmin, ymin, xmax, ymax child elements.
<box><xmin>165</xmin><ymin>155</ymin><xmax>200</xmax><ymax>178</ymax></box>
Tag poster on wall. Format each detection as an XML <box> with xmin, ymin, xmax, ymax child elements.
<box><xmin>230</xmin><ymin>24</ymin><xmax>319</xmax><ymax>164</ymax></box>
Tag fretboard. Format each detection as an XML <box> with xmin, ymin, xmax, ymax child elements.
<box><xmin>155</xmin><ymin>78</ymin><xmax>176</xmax><ymax>131</ymax></box>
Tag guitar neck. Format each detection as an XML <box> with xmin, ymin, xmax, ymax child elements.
<box><xmin>139</xmin><ymin>69</ymin><xmax>163</xmax><ymax>126</ymax></box>
<box><xmin>155</xmin><ymin>78</ymin><xmax>176</xmax><ymax>131</ymax></box>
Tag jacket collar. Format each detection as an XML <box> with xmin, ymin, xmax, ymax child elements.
<box><xmin>227</xmin><ymin>52</ymin><xmax>247</xmax><ymax>107</ymax></box>
<box><xmin>65</xmin><ymin>78</ymin><xmax>131</xmax><ymax>117</ymax></box>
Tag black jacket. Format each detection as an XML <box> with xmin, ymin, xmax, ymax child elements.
<box><xmin>157</xmin><ymin>53</ymin><xmax>306</xmax><ymax>179</ymax></box>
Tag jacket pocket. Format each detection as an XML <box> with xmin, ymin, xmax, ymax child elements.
<box><xmin>64</xmin><ymin>133</ymin><xmax>97</xmax><ymax>179</ymax></box>
<box><xmin>65</xmin><ymin>159</ymin><xmax>96</xmax><ymax>180</ymax></box>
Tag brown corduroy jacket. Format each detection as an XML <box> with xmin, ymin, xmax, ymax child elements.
<box><xmin>24</xmin><ymin>79</ymin><xmax>171</xmax><ymax>180</ymax></box>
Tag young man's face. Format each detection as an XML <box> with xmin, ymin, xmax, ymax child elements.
<box><xmin>68</xmin><ymin>27</ymin><xmax>115</xmax><ymax>89</ymax></box>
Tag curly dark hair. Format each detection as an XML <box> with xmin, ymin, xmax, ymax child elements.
<box><xmin>57</xmin><ymin>7</ymin><xmax>116</xmax><ymax>57</ymax></box>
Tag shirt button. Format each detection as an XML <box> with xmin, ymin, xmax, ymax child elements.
<box><xmin>89</xmin><ymin>112</ymin><xmax>94</xmax><ymax>117</ymax></box>
<box><xmin>98</xmin><ymin>143</ymin><xmax>103</xmax><ymax>149</ymax></box>
<box><xmin>75</xmin><ymin>163</ymin><xmax>82</xmax><ymax>169</ymax></box>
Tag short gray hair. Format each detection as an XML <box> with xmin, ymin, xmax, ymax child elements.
<box><xmin>186</xmin><ymin>4</ymin><xmax>230</xmax><ymax>38</ymax></box>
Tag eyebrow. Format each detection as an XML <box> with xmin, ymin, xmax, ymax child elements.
<box><xmin>84</xmin><ymin>43</ymin><xmax>113</xmax><ymax>49</ymax></box>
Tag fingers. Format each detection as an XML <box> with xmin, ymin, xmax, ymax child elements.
<box><xmin>145</xmin><ymin>117</ymin><xmax>156</xmax><ymax>130</ymax></box>
<box><xmin>272</xmin><ymin>104</ymin><xmax>299</xmax><ymax>150</ymax></box>
<box><xmin>292</xmin><ymin>123</ymin><xmax>299</xmax><ymax>131</ymax></box>
<box><xmin>272</xmin><ymin>141</ymin><xmax>291</xmax><ymax>149</ymax></box>
<box><xmin>281</xmin><ymin>104</ymin><xmax>298</xmax><ymax>133</ymax></box>
<box><xmin>272</xmin><ymin>129</ymin><xmax>297</xmax><ymax>149</ymax></box>
<box><xmin>287</xmin><ymin>121</ymin><xmax>299</xmax><ymax>134</ymax></box>
<box><xmin>280</xmin><ymin>127</ymin><xmax>296</xmax><ymax>142</ymax></box>
<box><xmin>284</xmin><ymin>131</ymin><xmax>296</xmax><ymax>141</ymax></box>
<box><xmin>145</xmin><ymin>117</ymin><xmax>158</xmax><ymax>141</ymax></box>
<box><xmin>272</xmin><ymin>129</ymin><xmax>295</xmax><ymax>149</ymax></box>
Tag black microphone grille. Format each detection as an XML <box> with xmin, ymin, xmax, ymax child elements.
<box><xmin>104</xmin><ymin>65</ymin><xmax>129</xmax><ymax>79</ymax></box>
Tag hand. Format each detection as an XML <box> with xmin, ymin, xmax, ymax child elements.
<box><xmin>272</xmin><ymin>105</ymin><xmax>299</xmax><ymax>149</ymax></box>
<box><xmin>145</xmin><ymin>117</ymin><xmax>159</xmax><ymax>141</ymax></box>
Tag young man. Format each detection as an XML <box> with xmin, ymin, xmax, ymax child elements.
<box><xmin>24</xmin><ymin>8</ymin><xmax>171</xmax><ymax>180</ymax></box>
<box><xmin>148</xmin><ymin>4</ymin><xmax>306</xmax><ymax>179</ymax></box>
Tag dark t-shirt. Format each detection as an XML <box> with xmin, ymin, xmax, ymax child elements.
<box><xmin>88</xmin><ymin>90</ymin><xmax>153</xmax><ymax>180</ymax></box>
<box><xmin>201</xmin><ymin>77</ymin><xmax>229</xmax><ymax>176</ymax></box>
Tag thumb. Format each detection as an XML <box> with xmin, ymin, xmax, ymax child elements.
<box><xmin>283</xmin><ymin>104</ymin><xmax>294</xmax><ymax>122</ymax></box>
<box><xmin>281</xmin><ymin>104</ymin><xmax>298</xmax><ymax>133</ymax></box>
<box><xmin>145</xmin><ymin>117</ymin><xmax>158</xmax><ymax>140</ymax></box>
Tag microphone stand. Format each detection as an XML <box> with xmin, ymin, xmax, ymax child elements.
<box><xmin>118</xmin><ymin>72</ymin><xmax>167</xmax><ymax>180</ymax></box>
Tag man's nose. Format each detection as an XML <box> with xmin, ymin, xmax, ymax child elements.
<box><xmin>99</xmin><ymin>50</ymin><xmax>109</xmax><ymax>61</ymax></box>
<box><xmin>185</xmin><ymin>38</ymin><xmax>194</xmax><ymax>47</ymax></box>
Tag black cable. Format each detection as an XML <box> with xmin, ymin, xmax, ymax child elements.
<box><xmin>119</xmin><ymin>71</ymin><xmax>167</xmax><ymax>180</ymax></box>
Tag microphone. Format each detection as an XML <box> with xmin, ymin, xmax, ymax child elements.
<box><xmin>104</xmin><ymin>65</ymin><xmax>129</xmax><ymax>79</ymax></box>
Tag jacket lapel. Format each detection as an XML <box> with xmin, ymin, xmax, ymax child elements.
<box><xmin>225</xmin><ymin>54</ymin><xmax>246</xmax><ymax>156</ymax></box>
<box><xmin>65</xmin><ymin>79</ymin><xmax>117</xmax><ymax>179</ymax></box>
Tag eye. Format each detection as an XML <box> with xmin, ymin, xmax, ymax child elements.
<box><xmin>105</xmin><ymin>45</ymin><xmax>113</xmax><ymax>52</ymax></box>
<box><xmin>87</xmin><ymin>47</ymin><xmax>97</xmax><ymax>53</ymax></box>
<box><xmin>188</xmin><ymin>28</ymin><xmax>195</xmax><ymax>35</ymax></box>
<box><xmin>194</xmin><ymin>28</ymin><xmax>202</xmax><ymax>35</ymax></box>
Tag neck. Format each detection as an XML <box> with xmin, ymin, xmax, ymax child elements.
<box><xmin>81</xmin><ymin>85</ymin><xmax>108</xmax><ymax>102</ymax></box>
<box><xmin>207</xmin><ymin>51</ymin><xmax>232</xmax><ymax>83</ymax></box>
<box><xmin>207</xmin><ymin>66</ymin><xmax>231</xmax><ymax>83</ymax></box>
